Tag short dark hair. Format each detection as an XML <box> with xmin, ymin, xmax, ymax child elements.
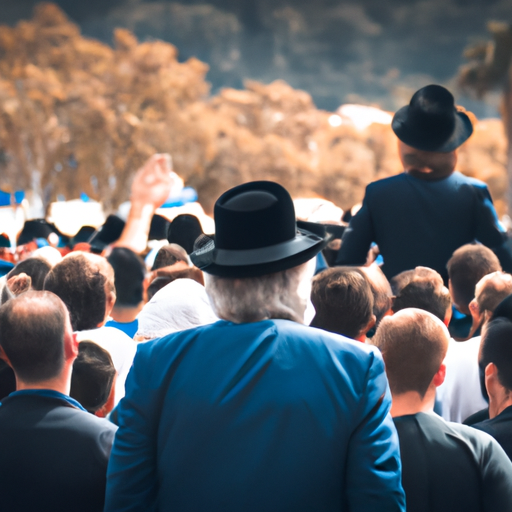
<box><xmin>359</xmin><ymin>265</ymin><xmax>393</xmax><ymax>325</ymax></box>
<box><xmin>70</xmin><ymin>341</ymin><xmax>116</xmax><ymax>413</ymax></box>
<box><xmin>447</xmin><ymin>244</ymin><xmax>501</xmax><ymax>309</ymax></box>
<box><xmin>373</xmin><ymin>309</ymin><xmax>449</xmax><ymax>397</ymax></box>
<box><xmin>310</xmin><ymin>267</ymin><xmax>373</xmax><ymax>339</ymax></box>
<box><xmin>151</xmin><ymin>244</ymin><xmax>188</xmax><ymax>271</ymax></box>
<box><xmin>390</xmin><ymin>266</ymin><xmax>440</xmax><ymax>296</ymax></box>
<box><xmin>392</xmin><ymin>275</ymin><xmax>451</xmax><ymax>322</ymax></box>
<box><xmin>0</xmin><ymin>291</ymin><xmax>67</xmax><ymax>383</ymax></box>
<box><xmin>107</xmin><ymin>248</ymin><xmax>146</xmax><ymax>307</ymax></box>
<box><xmin>44</xmin><ymin>253</ymin><xmax>114</xmax><ymax>331</ymax></box>
<box><xmin>480</xmin><ymin>317</ymin><xmax>512</xmax><ymax>391</ymax></box>
<box><xmin>6</xmin><ymin>257</ymin><xmax>51</xmax><ymax>291</ymax></box>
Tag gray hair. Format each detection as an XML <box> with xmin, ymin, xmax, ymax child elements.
<box><xmin>205</xmin><ymin>261</ymin><xmax>315</xmax><ymax>324</ymax></box>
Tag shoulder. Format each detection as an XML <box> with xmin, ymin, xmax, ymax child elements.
<box><xmin>450</xmin><ymin>171</ymin><xmax>488</xmax><ymax>189</ymax></box>
<box><xmin>366</xmin><ymin>173</ymin><xmax>408</xmax><ymax>195</ymax></box>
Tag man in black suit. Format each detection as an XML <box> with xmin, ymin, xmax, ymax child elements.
<box><xmin>473</xmin><ymin>317</ymin><xmax>512</xmax><ymax>459</ymax></box>
<box><xmin>336</xmin><ymin>84</ymin><xmax>512</xmax><ymax>282</ymax></box>
<box><xmin>372</xmin><ymin>308</ymin><xmax>512</xmax><ymax>512</ymax></box>
<box><xmin>0</xmin><ymin>290</ymin><xmax>117</xmax><ymax>512</ymax></box>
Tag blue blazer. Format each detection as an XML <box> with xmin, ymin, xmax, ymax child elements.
<box><xmin>105</xmin><ymin>319</ymin><xmax>405</xmax><ymax>512</ymax></box>
<box><xmin>336</xmin><ymin>172</ymin><xmax>512</xmax><ymax>281</ymax></box>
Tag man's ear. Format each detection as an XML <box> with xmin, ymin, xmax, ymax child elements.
<box><xmin>64</xmin><ymin>332</ymin><xmax>79</xmax><ymax>361</ymax></box>
<box><xmin>469</xmin><ymin>299</ymin><xmax>482</xmax><ymax>323</ymax></box>
<box><xmin>357</xmin><ymin>315</ymin><xmax>376</xmax><ymax>342</ymax></box>
<box><xmin>485</xmin><ymin>362</ymin><xmax>500</xmax><ymax>396</ymax></box>
<box><xmin>94</xmin><ymin>373</ymin><xmax>116</xmax><ymax>418</ymax></box>
<box><xmin>432</xmin><ymin>363</ymin><xmax>446</xmax><ymax>388</ymax></box>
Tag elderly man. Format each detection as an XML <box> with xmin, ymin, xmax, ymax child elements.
<box><xmin>105</xmin><ymin>181</ymin><xmax>405</xmax><ymax>511</ymax></box>
<box><xmin>336</xmin><ymin>84</ymin><xmax>512</xmax><ymax>282</ymax></box>
<box><xmin>372</xmin><ymin>309</ymin><xmax>512</xmax><ymax>512</ymax></box>
<box><xmin>0</xmin><ymin>291</ymin><xmax>117</xmax><ymax>512</ymax></box>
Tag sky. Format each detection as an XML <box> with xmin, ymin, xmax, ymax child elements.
<box><xmin>1</xmin><ymin>0</ymin><xmax>512</xmax><ymax>116</ymax></box>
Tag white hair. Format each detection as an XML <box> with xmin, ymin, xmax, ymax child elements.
<box><xmin>205</xmin><ymin>259</ymin><xmax>316</xmax><ymax>324</ymax></box>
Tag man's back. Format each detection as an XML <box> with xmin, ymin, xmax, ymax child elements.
<box><xmin>474</xmin><ymin>405</ymin><xmax>512</xmax><ymax>461</ymax></box>
<box><xmin>0</xmin><ymin>390</ymin><xmax>117</xmax><ymax>512</ymax></box>
<box><xmin>106</xmin><ymin>319</ymin><xmax>404</xmax><ymax>512</ymax></box>
<box><xmin>337</xmin><ymin>172</ymin><xmax>506</xmax><ymax>281</ymax></box>
<box><xmin>394</xmin><ymin>411</ymin><xmax>512</xmax><ymax>512</ymax></box>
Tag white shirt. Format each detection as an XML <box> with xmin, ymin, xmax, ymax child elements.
<box><xmin>76</xmin><ymin>326</ymin><xmax>137</xmax><ymax>405</ymax></box>
<box><xmin>437</xmin><ymin>336</ymin><xmax>487</xmax><ymax>423</ymax></box>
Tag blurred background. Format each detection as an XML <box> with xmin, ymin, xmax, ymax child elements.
<box><xmin>0</xmin><ymin>0</ymin><xmax>511</xmax><ymax>223</ymax></box>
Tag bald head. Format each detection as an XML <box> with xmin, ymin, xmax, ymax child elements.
<box><xmin>44</xmin><ymin>252</ymin><xmax>116</xmax><ymax>331</ymax></box>
<box><xmin>475</xmin><ymin>272</ymin><xmax>512</xmax><ymax>315</ymax></box>
<box><xmin>372</xmin><ymin>309</ymin><xmax>450</xmax><ymax>397</ymax></box>
<box><xmin>0</xmin><ymin>291</ymin><xmax>69</xmax><ymax>383</ymax></box>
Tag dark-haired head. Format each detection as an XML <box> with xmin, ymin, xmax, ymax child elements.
<box><xmin>70</xmin><ymin>341</ymin><xmax>116</xmax><ymax>416</ymax></box>
<box><xmin>310</xmin><ymin>267</ymin><xmax>374</xmax><ymax>340</ymax></box>
<box><xmin>44</xmin><ymin>252</ymin><xmax>116</xmax><ymax>331</ymax></box>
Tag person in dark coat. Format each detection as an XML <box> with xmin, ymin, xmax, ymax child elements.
<box><xmin>0</xmin><ymin>291</ymin><xmax>117</xmax><ymax>512</ymax></box>
<box><xmin>473</xmin><ymin>317</ymin><xmax>512</xmax><ymax>459</ymax></box>
<box><xmin>336</xmin><ymin>84</ymin><xmax>512</xmax><ymax>282</ymax></box>
<box><xmin>372</xmin><ymin>308</ymin><xmax>512</xmax><ymax>512</ymax></box>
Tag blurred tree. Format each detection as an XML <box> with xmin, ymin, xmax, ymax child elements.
<box><xmin>458</xmin><ymin>21</ymin><xmax>512</xmax><ymax>211</ymax></box>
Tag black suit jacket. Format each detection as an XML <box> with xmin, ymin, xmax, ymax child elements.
<box><xmin>336</xmin><ymin>172</ymin><xmax>512</xmax><ymax>281</ymax></box>
<box><xmin>474</xmin><ymin>405</ymin><xmax>512</xmax><ymax>461</ymax></box>
<box><xmin>394</xmin><ymin>412</ymin><xmax>512</xmax><ymax>512</ymax></box>
<box><xmin>0</xmin><ymin>391</ymin><xmax>117</xmax><ymax>512</ymax></box>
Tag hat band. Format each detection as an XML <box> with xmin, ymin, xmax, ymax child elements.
<box><xmin>207</xmin><ymin>229</ymin><xmax>323</xmax><ymax>266</ymax></box>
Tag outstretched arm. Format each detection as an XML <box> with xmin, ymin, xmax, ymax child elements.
<box><xmin>113</xmin><ymin>154</ymin><xmax>175</xmax><ymax>254</ymax></box>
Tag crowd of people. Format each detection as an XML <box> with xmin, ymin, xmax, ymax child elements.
<box><xmin>1</xmin><ymin>84</ymin><xmax>512</xmax><ymax>511</ymax></box>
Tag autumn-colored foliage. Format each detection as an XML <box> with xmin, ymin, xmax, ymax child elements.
<box><xmin>0</xmin><ymin>3</ymin><xmax>508</xmax><ymax>216</ymax></box>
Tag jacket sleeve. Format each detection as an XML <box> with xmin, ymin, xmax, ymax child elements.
<box><xmin>344</xmin><ymin>349</ymin><xmax>406</xmax><ymax>512</ymax></box>
<box><xmin>476</xmin><ymin>432</ymin><xmax>512</xmax><ymax>511</ymax></box>
<box><xmin>104</xmin><ymin>343</ymin><xmax>161</xmax><ymax>512</ymax></box>
<box><xmin>336</xmin><ymin>187</ymin><xmax>375</xmax><ymax>266</ymax></box>
<box><xmin>472</xmin><ymin>185</ymin><xmax>512</xmax><ymax>273</ymax></box>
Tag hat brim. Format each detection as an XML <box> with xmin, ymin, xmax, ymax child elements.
<box><xmin>190</xmin><ymin>228</ymin><xmax>329</xmax><ymax>278</ymax></box>
<box><xmin>392</xmin><ymin>107</ymin><xmax>473</xmax><ymax>153</ymax></box>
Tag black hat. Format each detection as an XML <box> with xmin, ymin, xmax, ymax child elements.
<box><xmin>88</xmin><ymin>214</ymin><xmax>126</xmax><ymax>253</ymax></box>
<box><xmin>0</xmin><ymin>233</ymin><xmax>10</xmax><ymax>248</ymax></box>
<box><xmin>70</xmin><ymin>226</ymin><xmax>96</xmax><ymax>247</ymax></box>
<box><xmin>392</xmin><ymin>84</ymin><xmax>473</xmax><ymax>153</ymax></box>
<box><xmin>190</xmin><ymin>181</ymin><xmax>329</xmax><ymax>278</ymax></box>
<box><xmin>167</xmin><ymin>214</ymin><xmax>204</xmax><ymax>255</ymax></box>
<box><xmin>149</xmin><ymin>214</ymin><xmax>170</xmax><ymax>241</ymax></box>
<box><xmin>17</xmin><ymin>219</ymin><xmax>59</xmax><ymax>246</ymax></box>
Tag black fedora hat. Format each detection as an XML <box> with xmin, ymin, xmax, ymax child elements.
<box><xmin>88</xmin><ymin>214</ymin><xmax>126</xmax><ymax>253</ymax></box>
<box><xmin>190</xmin><ymin>181</ymin><xmax>329</xmax><ymax>278</ymax></box>
<box><xmin>392</xmin><ymin>84</ymin><xmax>473</xmax><ymax>153</ymax></box>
